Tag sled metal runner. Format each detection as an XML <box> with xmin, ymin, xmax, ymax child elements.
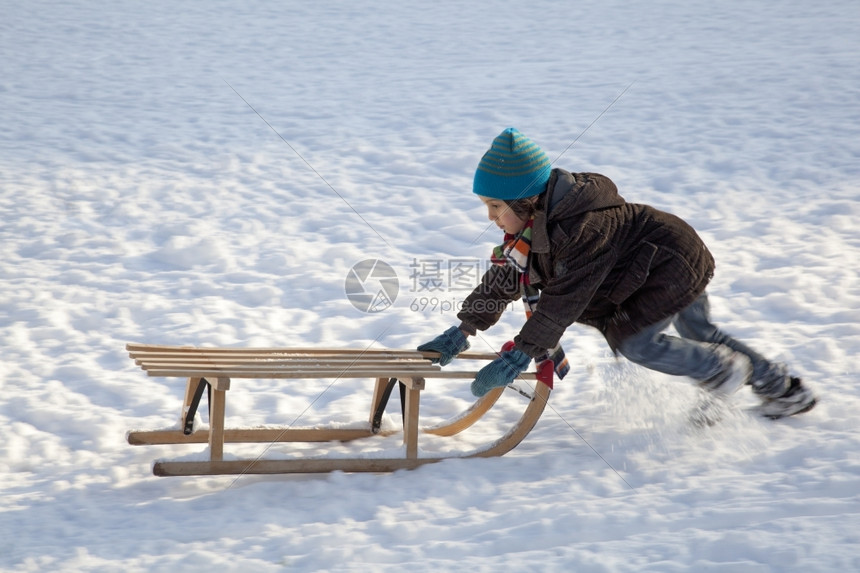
<box><xmin>125</xmin><ymin>343</ymin><xmax>553</xmax><ymax>476</ymax></box>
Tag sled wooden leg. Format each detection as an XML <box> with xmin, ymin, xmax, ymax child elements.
<box><xmin>181</xmin><ymin>377</ymin><xmax>202</xmax><ymax>430</ymax></box>
<box><xmin>424</xmin><ymin>385</ymin><xmax>505</xmax><ymax>437</ymax></box>
<box><xmin>401</xmin><ymin>377</ymin><xmax>424</xmax><ymax>459</ymax></box>
<box><xmin>150</xmin><ymin>377</ymin><xmax>553</xmax><ymax>477</ymax></box>
<box><xmin>208</xmin><ymin>377</ymin><xmax>230</xmax><ymax>461</ymax></box>
<box><xmin>369</xmin><ymin>377</ymin><xmax>389</xmax><ymax>425</ymax></box>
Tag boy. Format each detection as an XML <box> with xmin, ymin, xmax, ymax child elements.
<box><xmin>418</xmin><ymin>128</ymin><xmax>816</xmax><ymax>419</ymax></box>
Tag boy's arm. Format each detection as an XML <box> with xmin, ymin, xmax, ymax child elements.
<box><xmin>515</xmin><ymin>247</ymin><xmax>616</xmax><ymax>357</ymax></box>
<box><xmin>456</xmin><ymin>264</ymin><xmax>522</xmax><ymax>334</ymax></box>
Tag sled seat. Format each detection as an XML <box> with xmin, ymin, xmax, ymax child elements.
<box><xmin>126</xmin><ymin>342</ymin><xmax>553</xmax><ymax>477</ymax></box>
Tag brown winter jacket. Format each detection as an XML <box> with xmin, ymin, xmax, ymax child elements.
<box><xmin>457</xmin><ymin>168</ymin><xmax>715</xmax><ymax>357</ymax></box>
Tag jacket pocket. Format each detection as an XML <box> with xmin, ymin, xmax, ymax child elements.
<box><xmin>606</xmin><ymin>242</ymin><xmax>658</xmax><ymax>305</ymax></box>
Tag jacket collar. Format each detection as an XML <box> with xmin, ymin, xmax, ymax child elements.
<box><xmin>531</xmin><ymin>207</ymin><xmax>550</xmax><ymax>254</ymax></box>
<box><xmin>529</xmin><ymin>169</ymin><xmax>565</xmax><ymax>255</ymax></box>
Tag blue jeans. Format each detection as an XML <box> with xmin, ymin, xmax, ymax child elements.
<box><xmin>616</xmin><ymin>293</ymin><xmax>787</xmax><ymax>393</ymax></box>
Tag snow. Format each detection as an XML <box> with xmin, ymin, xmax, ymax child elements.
<box><xmin>2</xmin><ymin>0</ymin><xmax>859</xmax><ymax>570</ymax></box>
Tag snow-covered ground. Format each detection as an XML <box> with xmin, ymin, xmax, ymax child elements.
<box><xmin>2</xmin><ymin>1</ymin><xmax>859</xmax><ymax>571</ymax></box>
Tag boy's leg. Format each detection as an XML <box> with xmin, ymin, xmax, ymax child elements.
<box><xmin>616</xmin><ymin>315</ymin><xmax>751</xmax><ymax>393</ymax></box>
<box><xmin>618</xmin><ymin>293</ymin><xmax>815</xmax><ymax>417</ymax></box>
<box><xmin>616</xmin><ymin>317</ymin><xmax>719</xmax><ymax>380</ymax></box>
<box><xmin>672</xmin><ymin>293</ymin><xmax>788</xmax><ymax>397</ymax></box>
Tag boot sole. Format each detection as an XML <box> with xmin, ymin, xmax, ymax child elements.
<box><xmin>761</xmin><ymin>397</ymin><xmax>817</xmax><ymax>420</ymax></box>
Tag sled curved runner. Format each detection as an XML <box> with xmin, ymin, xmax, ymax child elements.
<box><xmin>125</xmin><ymin>343</ymin><xmax>553</xmax><ymax>476</ymax></box>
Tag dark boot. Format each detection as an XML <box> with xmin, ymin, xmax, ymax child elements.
<box><xmin>757</xmin><ymin>377</ymin><xmax>817</xmax><ymax>419</ymax></box>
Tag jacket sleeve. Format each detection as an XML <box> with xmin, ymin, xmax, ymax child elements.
<box><xmin>514</xmin><ymin>242</ymin><xmax>617</xmax><ymax>358</ymax></box>
<box><xmin>456</xmin><ymin>264</ymin><xmax>522</xmax><ymax>332</ymax></box>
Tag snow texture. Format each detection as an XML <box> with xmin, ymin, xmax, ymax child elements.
<box><xmin>1</xmin><ymin>1</ymin><xmax>859</xmax><ymax>571</ymax></box>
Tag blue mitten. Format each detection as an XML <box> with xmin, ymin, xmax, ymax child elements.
<box><xmin>417</xmin><ymin>326</ymin><xmax>470</xmax><ymax>366</ymax></box>
<box><xmin>471</xmin><ymin>349</ymin><xmax>532</xmax><ymax>397</ymax></box>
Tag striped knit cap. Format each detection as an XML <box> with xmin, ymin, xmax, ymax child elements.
<box><xmin>472</xmin><ymin>128</ymin><xmax>552</xmax><ymax>200</ymax></box>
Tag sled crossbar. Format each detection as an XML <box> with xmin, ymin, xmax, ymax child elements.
<box><xmin>125</xmin><ymin>342</ymin><xmax>553</xmax><ymax>476</ymax></box>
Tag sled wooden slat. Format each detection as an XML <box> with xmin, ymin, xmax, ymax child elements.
<box><xmin>127</xmin><ymin>427</ymin><xmax>386</xmax><ymax>446</ymax></box>
<box><xmin>135</xmin><ymin>358</ymin><xmax>432</xmax><ymax>367</ymax></box>
<box><xmin>141</xmin><ymin>367</ymin><xmax>440</xmax><ymax>378</ymax></box>
<box><xmin>126</xmin><ymin>343</ymin><xmax>553</xmax><ymax>476</ymax></box>
<box><xmin>140</xmin><ymin>367</ymin><xmax>543</xmax><ymax>380</ymax></box>
<box><xmin>126</xmin><ymin>343</ymin><xmax>501</xmax><ymax>361</ymax></box>
<box><xmin>154</xmin><ymin>457</ymin><xmax>438</xmax><ymax>476</ymax></box>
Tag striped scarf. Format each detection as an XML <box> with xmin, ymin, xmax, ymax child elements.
<box><xmin>491</xmin><ymin>217</ymin><xmax>570</xmax><ymax>379</ymax></box>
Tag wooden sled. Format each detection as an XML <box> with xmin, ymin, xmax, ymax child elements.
<box><xmin>126</xmin><ymin>342</ymin><xmax>553</xmax><ymax>476</ymax></box>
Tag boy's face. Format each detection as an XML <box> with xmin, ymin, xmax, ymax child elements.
<box><xmin>478</xmin><ymin>196</ymin><xmax>529</xmax><ymax>235</ymax></box>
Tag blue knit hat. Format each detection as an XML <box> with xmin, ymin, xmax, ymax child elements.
<box><xmin>472</xmin><ymin>128</ymin><xmax>552</xmax><ymax>200</ymax></box>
